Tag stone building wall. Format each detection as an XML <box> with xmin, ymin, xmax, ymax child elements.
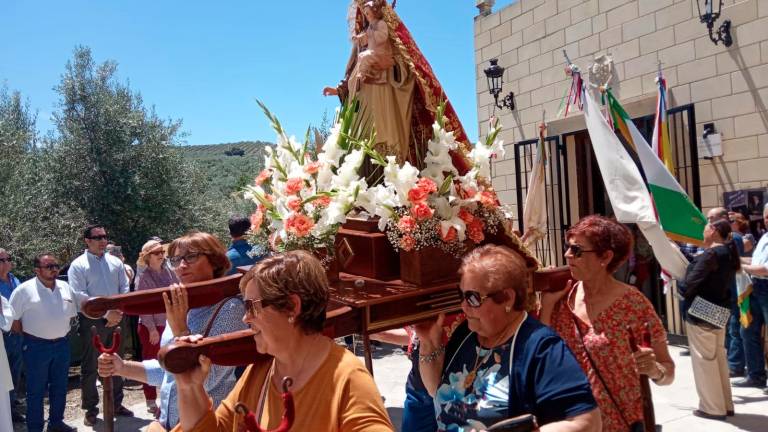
<box><xmin>474</xmin><ymin>0</ymin><xmax>768</xmax><ymax>226</ymax></box>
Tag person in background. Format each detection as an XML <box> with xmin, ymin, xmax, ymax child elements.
<box><xmin>107</xmin><ymin>243</ymin><xmax>135</xmax><ymax>286</ymax></box>
<box><xmin>730</xmin><ymin>212</ymin><xmax>755</xmax><ymax>257</ymax></box>
<box><xmin>10</xmin><ymin>253</ymin><xmax>89</xmax><ymax>432</ymax></box>
<box><xmin>540</xmin><ymin>216</ymin><xmax>675</xmax><ymax>431</ymax></box>
<box><xmin>135</xmin><ymin>239</ymin><xmax>178</xmax><ymax>416</ymax></box>
<box><xmin>226</xmin><ymin>215</ymin><xmax>261</xmax><ymax>275</ymax></box>
<box><xmin>97</xmin><ymin>232</ymin><xmax>247</xmax><ymax>430</ymax></box>
<box><xmin>0</xmin><ymin>281</ymin><xmax>15</xmax><ymax>432</ymax></box>
<box><xmin>68</xmin><ymin>224</ymin><xmax>133</xmax><ymax>426</ymax></box>
<box><xmin>739</xmin><ymin>204</ymin><xmax>768</xmax><ymax>392</ymax></box>
<box><xmin>0</xmin><ymin>247</ymin><xmax>24</xmax><ymax>423</ymax></box>
<box><xmin>135</xmin><ymin>236</ymin><xmax>165</xmax><ymax>288</ymax></box>
<box><xmin>678</xmin><ymin>219</ymin><xmax>738</xmax><ymax>420</ymax></box>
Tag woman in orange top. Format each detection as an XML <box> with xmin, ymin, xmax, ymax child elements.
<box><xmin>171</xmin><ymin>250</ymin><xmax>393</xmax><ymax>432</ymax></box>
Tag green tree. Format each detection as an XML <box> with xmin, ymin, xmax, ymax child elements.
<box><xmin>0</xmin><ymin>86</ymin><xmax>87</xmax><ymax>277</ymax></box>
<box><xmin>49</xmin><ymin>46</ymin><xmax>231</xmax><ymax>263</ymax></box>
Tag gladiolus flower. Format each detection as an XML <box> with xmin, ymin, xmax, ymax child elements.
<box><xmin>284</xmin><ymin>178</ymin><xmax>305</xmax><ymax>195</ymax></box>
<box><xmin>284</xmin><ymin>213</ymin><xmax>314</xmax><ymax>238</ymax></box>
<box><xmin>398</xmin><ymin>215</ymin><xmax>417</xmax><ymax>233</ymax></box>
<box><xmin>400</xmin><ymin>235</ymin><xmax>416</xmax><ymax>252</ymax></box>
<box><xmin>410</xmin><ymin>202</ymin><xmax>434</xmax><ymax>220</ymax></box>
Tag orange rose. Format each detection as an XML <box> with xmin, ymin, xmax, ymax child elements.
<box><xmin>315</xmin><ymin>195</ymin><xmax>331</xmax><ymax>207</ymax></box>
<box><xmin>304</xmin><ymin>161</ymin><xmax>322</xmax><ymax>175</ymax></box>
<box><xmin>416</xmin><ymin>178</ymin><xmax>438</xmax><ymax>193</ymax></box>
<box><xmin>249</xmin><ymin>209</ymin><xmax>264</xmax><ymax>232</ymax></box>
<box><xmin>287</xmin><ymin>197</ymin><xmax>303</xmax><ymax>212</ymax></box>
<box><xmin>477</xmin><ymin>190</ymin><xmax>497</xmax><ymax>208</ymax></box>
<box><xmin>467</xmin><ymin>218</ymin><xmax>485</xmax><ymax>243</ymax></box>
<box><xmin>458</xmin><ymin>208</ymin><xmax>475</xmax><ymax>224</ymax></box>
<box><xmin>408</xmin><ymin>186</ymin><xmax>430</xmax><ymax>203</ymax></box>
<box><xmin>255</xmin><ymin>169</ymin><xmax>273</xmax><ymax>186</ymax></box>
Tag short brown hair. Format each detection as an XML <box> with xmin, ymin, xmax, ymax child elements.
<box><xmin>566</xmin><ymin>215</ymin><xmax>633</xmax><ymax>273</ymax></box>
<box><xmin>167</xmin><ymin>232</ymin><xmax>230</xmax><ymax>278</ymax></box>
<box><xmin>459</xmin><ymin>244</ymin><xmax>529</xmax><ymax>311</ymax></box>
<box><xmin>240</xmin><ymin>250</ymin><xmax>328</xmax><ymax>334</ymax></box>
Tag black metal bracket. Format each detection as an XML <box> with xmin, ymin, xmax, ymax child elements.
<box><xmin>494</xmin><ymin>91</ymin><xmax>515</xmax><ymax>111</ymax></box>
<box><xmin>704</xmin><ymin>17</ymin><xmax>732</xmax><ymax>47</ymax></box>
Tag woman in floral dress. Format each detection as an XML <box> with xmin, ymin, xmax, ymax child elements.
<box><xmin>540</xmin><ymin>215</ymin><xmax>676</xmax><ymax>431</ymax></box>
<box><xmin>416</xmin><ymin>244</ymin><xmax>601</xmax><ymax>431</ymax></box>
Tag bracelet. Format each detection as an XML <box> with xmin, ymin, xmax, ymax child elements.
<box><xmin>418</xmin><ymin>344</ymin><xmax>445</xmax><ymax>363</ymax></box>
<box><xmin>651</xmin><ymin>363</ymin><xmax>666</xmax><ymax>382</ymax></box>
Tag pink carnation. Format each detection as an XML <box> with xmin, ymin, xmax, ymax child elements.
<box><xmin>284</xmin><ymin>178</ymin><xmax>305</xmax><ymax>195</ymax></box>
<box><xmin>410</xmin><ymin>202</ymin><xmax>434</xmax><ymax>220</ymax></box>
<box><xmin>477</xmin><ymin>190</ymin><xmax>497</xmax><ymax>208</ymax></box>
<box><xmin>249</xmin><ymin>209</ymin><xmax>264</xmax><ymax>232</ymax></box>
<box><xmin>254</xmin><ymin>169</ymin><xmax>272</xmax><ymax>186</ymax></box>
<box><xmin>315</xmin><ymin>195</ymin><xmax>331</xmax><ymax>207</ymax></box>
<box><xmin>397</xmin><ymin>216</ymin><xmax>417</xmax><ymax>233</ymax></box>
<box><xmin>284</xmin><ymin>213</ymin><xmax>314</xmax><ymax>238</ymax></box>
<box><xmin>400</xmin><ymin>235</ymin><xmax>416</xmax><ymax>252</ymax></box>
<box><xmin>458</xmin><ymin>208</ymin><xmax>475</xmax><ymax>224</ymax></box>
<box><xmin>287</xmin><ymin>197</ymin><xmax>303</xmax><ymax>212</ymax></box>
<box><xmin>439</xmin><ymin>225</ymin><xmax>458</xmax><ymax>242</ymax></box>
<box><xmin>416</xmin><ymin>178</ymin><xmax>438</xmax><ymax>193</ymax></box>
<box><xmin>467</xmin><ymin>218</ymin><xmax>485</xmax><ymax>243</ymax></box>
<box><xmin>407</xmin><ymin>186</ymin><xmax>430</xmax><ymax>203</ymax></box>
<box><xmin>304</xmin><ymin>161</ymin><xmax>322</xmax><ymax>175</ymax></box>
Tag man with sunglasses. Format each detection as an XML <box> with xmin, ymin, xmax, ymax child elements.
<box><xmin>0</xmin><ymin>247</ymin><xmax>24</xmax><ymax>423</ymax></box>
<box><xmin>67</xmin><ymin>224</ymin><xmax>133</xmax><ymax>426</ymax></box>
<box><xmin>9</xmin><ymin>253</ymin><xmax>88</xmax><ymax>432</ymax></box>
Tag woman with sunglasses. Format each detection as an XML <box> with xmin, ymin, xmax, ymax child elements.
<box><xmin>97</xmin><ymin>232</ymin><xmax>247</xmax><ymax>431</ymax></box>
<box><xmin>540</xmin><ymin>215</ymin><xmax>675</xmax><ymax>431</ymax></box>
<box><xmin>135</xmin><ymin>239</ymin><xmax>178</xmax><ymax>415</ymax></box>
<box><xmin>172</xmin><ymin>250</ymin><xmax>394</xmax><ymax>432</ymax></box>
<box><xmin>415</xmin><ymin>244</ymin><xmax>601</xmax><ymax>431</ymax></box>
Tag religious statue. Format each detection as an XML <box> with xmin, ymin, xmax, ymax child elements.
<box><xmin>323</xmin><ymin>0</ymin><xmax>474</xmax><ymax>175</ymax></box>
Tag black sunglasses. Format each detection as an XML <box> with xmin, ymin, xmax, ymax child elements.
<box><xmin>564</xmin><ymin>243</ymin><xmax>597</xmax><ymax>258</ymax></box>
<box><xmin>458</xmin><ymin>289</ymin><xmax>508</xmax><ymax>308</ymax></box>
<box><xmin>0</xmin><ymin>257</ymin><xmax>12</xmax><ymax>263</ymax></box>
<box><xmin>37</xmin><ymin>264</ymin><xmax>61</xmax><ymax>271</ymax></box>
<box><xmin>88</xmin><ymin>235</ymin><xmax>109</xmax><ymax>241</ymax></box>
<box><xmin>243</xmin><ymin>298</ymin><xmax>274</xmax><ymax>316</ymax></box>
<box><xmin>168</xmin><ymin>252</ymin><xmax>207</xmax><ymax>268</ymax></box>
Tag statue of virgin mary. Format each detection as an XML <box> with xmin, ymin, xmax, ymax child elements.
<box><xmin>323</xmin><ymin>0</ymin><xmax>475</xmax><ymax>176</ymax></box>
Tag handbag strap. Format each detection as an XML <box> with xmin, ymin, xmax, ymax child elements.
<box><xmin>202</xmin><ymin>296</ymin><xmax>241</xmax><ymax>337</ymax></box>
<box><xmin>571</xmin><ymin>313</ymin><xmax>635</xmax><ymax>430</ymax></box>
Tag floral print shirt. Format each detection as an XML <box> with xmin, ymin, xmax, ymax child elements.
<box><xmin>550</xmin><ymin>286</ymin><xmax>666</xmax><ymax>432</ymax></box>
<box><xmin>436</xmin><ymin>315</ymin><xmax>596</xmax><ymax>431</ymax></box>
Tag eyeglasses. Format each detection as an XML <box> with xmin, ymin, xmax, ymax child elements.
<box><xmin>37</xmin><ymin>264</ymin><xmax>61</xmax><ymax>271</ymax></box>
<box><xmin>168</xmin><ymin>252</ymin><xmax>206</xmax><ymax>268</ymax></box>
<box><xmin>88</xmin><ymin>235</ymin><xmax>108</xmax><ymax>241</ymax></box>
<box><xmin>0</xmin><ymin>258</ymin><xmax>11</xmax><ymax>263</ymax></box>
<box><xmin>458</xmin><ymin>289</ymin><xmax>508</xmax><ymax>308</ymax></box>
<box><xmin>243</xmin><ymin>297</ymin><xmax>274</xmax><ymax>317</ymax></box>
<box><xmin>564</xmin><ymin>243</ymin><xmax>597</xmax><ymax>258</ymax></box>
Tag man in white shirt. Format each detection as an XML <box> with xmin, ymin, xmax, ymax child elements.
<box><xmin>67</xmin><ymin>224</ymin><xmax>133</xmax><ymax>426</ymax></box>
<box><xmin>10</xmin><ymin>253</ymin><xmax>86</xmax><ymax>432</ymax></box>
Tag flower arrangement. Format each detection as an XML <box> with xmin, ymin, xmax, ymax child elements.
<box><xmin>355</xmin><ymin>102</ymin><xmax>508</xmax><ymax>257</ymax></box>
<box><xmin>243</xmin><ymin>101</ymin><xmax>369</xmax><ymax>257</ymax></box>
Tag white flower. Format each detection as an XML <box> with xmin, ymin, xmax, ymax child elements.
<box><xmin>332</xmin><ymin>149</ymin><xmax>364</xmax><ymax>189</ymax></box>
<box><xmin>434</xmin><ymin>196</ymin><xmax>466</xmax><ymax>241</ymax></box>
<box><xmin>356</xmin><ymin>184</ymin><xmax>398</xmax><ymax>230</ymax></box>
<box><xmin>383</xmin><ymin>156</ymin><xmax>419</xmax><ymax>206</ymax></box>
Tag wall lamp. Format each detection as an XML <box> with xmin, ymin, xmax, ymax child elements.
<box><xmin>484</xmin><ymin>58</ymin><xmax>515</xmax><ymax>111</ymax></box>
<box><xmin>697</xmin><ymin>0</ymin><xmax>733</xmax><ymax>47</ymax></box>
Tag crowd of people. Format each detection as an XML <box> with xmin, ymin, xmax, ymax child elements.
<box><xmin>0</xmin><ymin>206</ymin><xmax>766</xmax><ymax>431</ymax></box>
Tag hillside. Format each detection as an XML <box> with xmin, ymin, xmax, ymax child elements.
<box><xmin>177</xmin><ymin>141</ymin><xmax>270</xmax><ymax>198</ymax></box>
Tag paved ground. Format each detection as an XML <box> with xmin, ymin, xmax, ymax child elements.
<box><xmin>15</xmin><ymin>344</ymin><xmax>768</xmax><ymax>431</ymax></box>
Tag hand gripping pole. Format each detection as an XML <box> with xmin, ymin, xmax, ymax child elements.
<box><xmin>92</xmin><ymin>326</ymin><xmax>121</xmax><ymax>432</ymax></box>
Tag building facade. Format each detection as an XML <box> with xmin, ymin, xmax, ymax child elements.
<box><xmin>475</xmin><ymin>0</ymin><xmax>768</xmax><ymax>333</ymax></box>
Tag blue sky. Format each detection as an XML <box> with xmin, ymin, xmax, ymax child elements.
<box><xmin>1</xmin><ymin>1</ymin><xmax>515</xmax><ymax>145</ymax></box>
